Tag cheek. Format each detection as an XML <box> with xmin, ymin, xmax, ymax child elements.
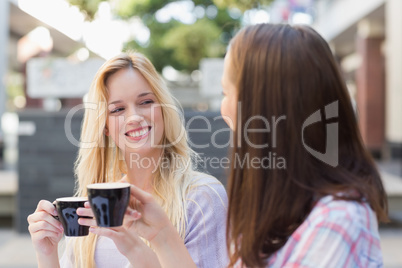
<box><xmin>229</xmin><ymin>97</ymin><xmax>237</xmax><ymax>120</ymax></box>
<box><xmin>221</xmin><ymin>98</ymin><xmax>236</xmax><ymax>129</ymax></box>
<box><xmin>107</xmin><ymin>116</ymin><xmax>123</xmax><ymax>139</ymax></box>
<box><xmin>221</xmin><ymin>98</ymin><xmax>228</xmax><ymax>118</ymax></box>
<box><xmin>152</xmin><ymin>108</ymin><xmax>164</xmax><ymax>135</ymax></box>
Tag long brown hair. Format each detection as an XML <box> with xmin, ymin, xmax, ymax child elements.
<box><xmin>226</xmin><ymin>24</ymin><xmax>388</xmax><ymax>267</ymax></box>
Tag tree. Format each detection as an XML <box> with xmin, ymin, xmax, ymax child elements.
<box><xmin>67</xmin><ymin>0</ymin><xmax>272</xmax><ymax>72</ymax></box>
<box><xmin>69</xmin><ymin>0</ymin><xmax>107</xmax><ymax>20</ymax></box>
<box><xmin>213</xmin><ymin>0</ymin><xmax>273</xmax><ymax>11</ymax></box>
<box><xmin>116</xmin><ymin>0</ymin><xmax>241</xmax><ymax>73</ymax></box>
<box><xmin>162</xmin><ymin>19</ymin><xmax>223</xmax><ymax>71</ymax></box>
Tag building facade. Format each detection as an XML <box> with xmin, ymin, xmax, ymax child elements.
<box><xmin>313</xmin><ymin>0</ymin><xmax>402</xmax><ymax>159</ymax></box>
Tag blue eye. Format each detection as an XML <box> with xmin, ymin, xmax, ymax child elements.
<box><xmin>141</xmin><ymin>100</ymin><xmax>154</xmax><ymax>105</ymax></box>
<box><xmin>110</xmin><ymin>107</ymin><xmax>124</xmax><ymax>114</ymax></box>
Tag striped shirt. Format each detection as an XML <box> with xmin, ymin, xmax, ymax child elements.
<box><xmin>235</xmin><ymin>195</ymin><xmax>383</xmax><ymax>268</ymax></box>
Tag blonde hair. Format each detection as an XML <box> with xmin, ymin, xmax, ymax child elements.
<box><xmin>71</xmin><ymin>52</ymin><xmax>203</xmax><ymax>267</ymax></box>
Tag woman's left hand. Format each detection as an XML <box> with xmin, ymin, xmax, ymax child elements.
<box><xmin>78</xmin><ymin>202</ymin><xmax>162</xmax><ymax>267</ymax></box>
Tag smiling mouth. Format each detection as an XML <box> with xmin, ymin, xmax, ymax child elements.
<box><xmin>125</xmin><ymin>126</ymin><xmax>151</xmax><ymax>139</ymax></box>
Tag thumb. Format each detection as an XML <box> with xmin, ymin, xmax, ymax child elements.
<box><xmin>119</xmin><ymin>177</ymin><xmax>128</xmax><ymax>184</ymax></box>
<box><xmin>130</xmin><ymin>185</ymin><xmax>152</xmax><ymax>204</ymax></box>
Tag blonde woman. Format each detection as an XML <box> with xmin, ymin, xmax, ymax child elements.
<box><xmin>27</xmin><ymin>52</ymin><xmax>228</xmax><ymax>267</ymax></box>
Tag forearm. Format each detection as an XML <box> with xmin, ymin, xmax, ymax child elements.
<box><xmin>151</xmin><ymin>225</ymin><xmax>196</xmax><ymax>268</ymax></box>
<box><xmin>37</xmin><ymin>252</ymin><xmax>60</xmax><ymax>268</ymax></box>
<box><xmin>127</xmin><ymin>243</ymin><xmax>162</xmax><ymax>268</ymax></box>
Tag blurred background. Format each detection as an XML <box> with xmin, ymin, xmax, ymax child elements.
<box><xmin>0</xmin><ymin>0</ymin><xmax>401</xmax><ymax>267</ymax></box>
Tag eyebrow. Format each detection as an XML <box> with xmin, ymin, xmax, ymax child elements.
<box><xmin>108</xmin><ymin>92</ymin><xmax>155</xmax><ymax>105</ymax></box>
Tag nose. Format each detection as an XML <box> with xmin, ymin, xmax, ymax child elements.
<box><xmin>117</xmin><ymin>106</ymin><xmax>148</xmax><ymax>137</ymax></box>
<box><xmin>124</xmin><ymin>105</ymin><xmax>145</xmax><ymax>125</ymax></box>
<box><xmin>126</xmin><ymin>114</ymin><xmax>145</xmax><ymax>127</ymax></box>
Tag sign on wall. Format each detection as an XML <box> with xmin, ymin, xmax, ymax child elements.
<box><xmin>27</xmin><ymin>57</ymin><xmax>105</xmax><ymax>98</ymax></box>
<box><xmin>199</xmin><ymin>58</ymin><xmax>224</xmax><ymax>98</ymax></box>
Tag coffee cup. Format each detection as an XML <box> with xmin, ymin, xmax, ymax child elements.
<box><xmin>54</xmin><ymin>197</ymin><xmax>90</xmax><ymax>237</ymax></box>
<box><xmin>87</xmin><ymin>183</ymin><xmax>130</xmax><ymax>227</ymax></box>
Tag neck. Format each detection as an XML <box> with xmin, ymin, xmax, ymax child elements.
<box><xmin>124</xmin><ymin>150</ymin><xmax>162</xmax><ymax>192</ymax></box>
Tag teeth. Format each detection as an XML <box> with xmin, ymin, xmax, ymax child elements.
<box><xmin>127</xmin><ymin>128</ymin><xmax>149</xmax><ymax>138</ymax></box>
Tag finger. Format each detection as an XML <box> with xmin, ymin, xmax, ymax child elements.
<box><xmin>128</xmin><ymin>198</ymin><xmax>142</xmax><ymax>211</ymax></box>
<box><xmin>36</xmin><ymin>200</ymin><xmax>58</xmax><ymax>217</ymax></box>
<box><xmin>119</xmin><ymin>177</ymin><xmax>128</xmax><ymax>183</ymax></box>
<box><xmin>84</xmin><ymin>202</ymin><xmax>91</xmax><ymax>208</ymax></box>
<box><xmin>31</xmin><ymin>229</ymin><xmax>62</xmax><ymax>241</ymax></box>
<box><xmin>130</xmin><ymin>185</ymin><xmax>152</xmax><ymax>204</ymax></box>
<box><xmin>27</xmin><ymin>212</ymin><xmax>64</xmax><ymax>231</ymax></box>
<box><xmin>108</xmin><ymin>226</ymin><xmax>126</xmax><ymax>233</ymax></box>
<box><xmin>89</xmin><ymin>227</ymin><xmax>119</xmax><ymax>240</ymax></box>
<box><xmin>76</xmin><ymin>207</ymin><xmax>94</xmax><ymax>217</ymax></box>
<box><xmin>125</xmin><ymin>208</ymin><xmax>142</xmax><ymax>221</ymax></box>
<box><xmin>78</xmin><ymin>217</ymin><xmax>97</xmax><ymax>227</ymax></box>
<box><xmin>29</xmin><ymin>220</ymin><xmax>63</xmax><ymax>235</ymax></box>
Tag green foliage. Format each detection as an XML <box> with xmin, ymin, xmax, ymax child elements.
<box><xmin>163</xmin><ymin>19</ymin><xmax>223</xmax><ymax>71</ymax></box>
<box><xmin>68</xmin><ymin>0</ymin><xmax>243</xmax><ymax>72</ymax></box>
<box><xmin>6</xmin><ymin>72</ymin><xmax>24</xmax><ymax>99</ymax></box>
<box><xmin>122</xmin><ymin>1</ymin><xmax>240</xmax><ymax>72</ymax></box>
<box><xmin>116</xmin><ymin>0</ymin><xmax>163</xmax><ymax>19</ymax></box>
<box><xmin>123</xmin><ymin>19</ymin><xmax>181</xmax><ymax>72</ymax></box>
<box><xmin>213</xmin><ymin>0</ymin><xmax>274</xmax><ymax>11</ymax></box>
<box><xmin>69</xmin><ymin>0</ymin><xmax>107</xmax><ymax>20</ymax></box>
<box><xmin>116</xmin><ymin>0</ymin><xmax>215</xmax><ymax>19</ymax></box>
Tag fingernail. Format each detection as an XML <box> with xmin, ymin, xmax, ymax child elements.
<box><xmin>131</xmin><ymin>210</ymin><xmax>141</xmax><ymax>217</ymax></box>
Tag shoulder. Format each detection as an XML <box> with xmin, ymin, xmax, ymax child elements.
<box><xmin>306</xmin><ymin>195</ymin><xmax>379</xmax><ymax>232</ymax></box>
<box><xmin>186</xmin><ymin>171</ymin><xmax>227</xmax><ymax>204</ymax></box>
<box><xmin>273</xmin><ymin>196</ymin><xmax>382</xmax><ymax>267</ymax></box>
<box><xmin>184</xmin><ymin>172</ymin><xmax>228</xmax><ymax>221</ymax></box>
<box><xmin>183</xmin><ymin>173</ymin><xmax>229</xmax><ymax>268</ymax></box>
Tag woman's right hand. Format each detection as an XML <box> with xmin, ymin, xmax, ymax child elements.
<box><xmin>27</xmin><ymin>200</ymin><xmax>64</xmax><ymax>256</ymax></box>
<box><xmin>88</xmin><ymin>185</ymin><xmax>196</xmax><ymax>268</ymax></box>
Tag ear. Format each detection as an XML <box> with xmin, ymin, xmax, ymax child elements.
<box><xmin>104</xmin><ymin>127</ymin><xmax>109</xmax><ymax>136</ymax></box>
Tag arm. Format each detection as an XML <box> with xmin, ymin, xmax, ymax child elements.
<box><xmin>184</xmin><ymin>182</ymin><xmax>229</xmax><ymax>267</ymax></box>
<box><xmin>37</xmin><ymin>252</ymin><xmax>60</xmax><ymax>268</ymax></box>
<box><xmin>27</xmin><ymin>200</ymin><xmax>64</xmax><ymax>268</ymax></box>
<box><xmin>128</xmin><ymin>185</ymin><xmax>197</xmax><ymax>268</ymax></box>
<box><xmin>149</xmin><ymin>220</ymin><xmax>196</xmax><ymax>268</ymax></box>
<box><xmin>88</xmin><ymin>225</ymin><xmax>163</xmax><ymax>268</ymax></box>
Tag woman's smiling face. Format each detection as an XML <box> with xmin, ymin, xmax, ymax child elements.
<box><xmin>106</xmin><ymin>67</ymin><xmax>164</xmax><ymax>158</ymax></box>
